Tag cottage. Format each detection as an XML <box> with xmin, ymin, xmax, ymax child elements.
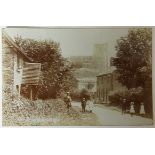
<box><xmin>76</xmin><ymin>77</ymin><xmax>96</xmax><ymax>91</ymax></box>
<box><xmin>96</xmin><ymin>67</ymin><xmax>126</xmax><ymax>103</ymax></box>
<box><xmin>2</xmin><ymin>31</ymin><xmax>41</xmax><ymax>100</ymax></box>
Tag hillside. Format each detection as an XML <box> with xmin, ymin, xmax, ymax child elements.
<box><xmin>74</xmin><ymin>68</ymin><xmax>99</xmax><ymax>78</ymax></box>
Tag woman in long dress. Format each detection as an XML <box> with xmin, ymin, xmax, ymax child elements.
<box><xmin>130</xmin><ymin>102</ymin><xmax>135</xmax><ymax>117</ymax></box>
<box><xmin>87</xmin><ymin>100</ymin><xmax>94</xmax><ymax>113</ymax></box>
<box><xmin>140</xmin><ymin>102</ymin><xmax>145</xmax><ymax>116</ymax></box>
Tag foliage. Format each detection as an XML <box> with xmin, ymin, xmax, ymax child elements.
<box><xmin>109</xmin><ymin>87</ymin><xmax>145</xmax><ymax>112</ymax></box>
<box><xmin>70</xmin><ymin>89</ymin><xmax>81</xmax><ymax>101</ymax></box>
<box><xmin>86</xmin><ymin>83</ymin><xmax>95</xmax><ymax>90</ymax></box>
<box><xmin>3</xmin><ymin>87</ymin><xmax>80</xmax><ymax>126</ymax></box>
<box><xmin>15</xmin><ymin>36</ymin><xmax>75</xmax><ymax>99</ymax></box>
<box><xmin>109</xmin><ymin>87</ymin><xmax>144</xmax><ymax>103</ymax></box>
<box><xmin>109</xmin><ymin>89</ymin><xmax>128</xmax><ymax>106</ymax></box>
<box><xmin>70</xmin><ymin>88</ymin><xmax>91</xmax><ymax>101</ymax></box>
<box><xmin>128</xmin><ymin>87</ymin><xmax>144</xmax><ymax>102</ymax></box>
<box><xmin>112</xmin><ymin>28</ymin><xmax>152</xmax><ymax>89</ymax></box>
<box><xmin>80</xmin><ymin>88</ymin><xmax>91</xmax><ymax>101</ymax></box>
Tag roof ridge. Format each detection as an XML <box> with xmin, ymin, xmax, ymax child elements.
<box><xmin>2</xmin><ymin>31</ymin><xmax>32</xmax><ymax>62</ymax></box>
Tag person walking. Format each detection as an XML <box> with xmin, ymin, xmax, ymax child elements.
<box><xmin>122</xmin><ymin>98</ymin><xmax>127</xmax><ymax>115</ymax></box>
<box><xmin>130</xmin><ymin>102</ymin><xmax>135</xmax><ymax>117</ymax></box>
<box><xmin>140</xmin><ymin>102</ymin><xmax>145</xmax><ymax>116</ymax></box>
<box><xmin>81</xmin><ymin>98</ymin><xmax>86</xmax><ymax>112</ymax></box>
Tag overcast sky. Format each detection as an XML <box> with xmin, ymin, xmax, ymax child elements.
<box><xmin>4</xmin><ymin>27</ymin><xmax>130</xmax><ymax>58</ymax></box>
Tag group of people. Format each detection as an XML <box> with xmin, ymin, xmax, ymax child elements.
<box><xmin>122</xmin><ymin>99</ymin><xmax>145</xmax><ymax>117</ymax></box>
<box><xmin>64</xmin><ymin>92</ymin><xmax>146</xmax><ymax>116</ymax></box>
<box><xmin>64</xmin><ymin>92</ymin><xmax>93</xmax><ymax>113</ymax></box>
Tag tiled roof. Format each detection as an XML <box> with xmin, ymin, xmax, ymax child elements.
<box><xmin>96</xmin><ymin>67</ymin><xmax>116</xmax><ymax>77</ymax></box>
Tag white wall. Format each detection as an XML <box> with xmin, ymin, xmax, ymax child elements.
<box><xmin>13</xmin><ymin>53</ymin><xmax>24</xmax><ymax>91</ymax></box>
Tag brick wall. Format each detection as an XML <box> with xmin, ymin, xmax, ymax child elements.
<box><xmin>96</xmin><ymin>71</ymin><xmax>126</xmax><ymax>103</ymax></box>
<box><xmin>97</xmin><ymin>75</ymin><xmax>110</xmax><ymax>102</ymax></box>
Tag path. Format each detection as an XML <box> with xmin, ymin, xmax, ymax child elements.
<box><xmin>72</xmin><ymin>101</ymin><xmax>153</xmax><ymax>126</ymax></box>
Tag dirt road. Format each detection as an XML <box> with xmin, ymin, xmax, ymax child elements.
<box><xmin>72</xmin><ymin>101</ymin><xmax>153</xmax><ymax>126</ymax></box>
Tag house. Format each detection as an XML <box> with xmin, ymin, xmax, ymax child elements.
<box><xmin>69</xmin><ymin>56</ymin><xmax>93</xmax><ymax>68</ymax></box>
<box><xmin>92</xmin><ymin>43</ymin><xmax>110</xmax><ymax>72</ymax></box>
<box><xmin>2</xmin><ymin>31</ymin><xmax>41</xmax><ymax>100</ymax></box>
<box><xmin>96</xmin><ymin>67</ymin><xmax>126</xmax><ymax>103</ymax></box>
<box><xmin>76</xmin><ymin>77</ymin><xmax>96</xmax><ymax>91</ymax></box>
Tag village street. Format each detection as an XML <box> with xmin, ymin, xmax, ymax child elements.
<box><xmin>8</xmin><ymin>100</ymin><xmax>152</xmax><ymax>126</ymax></box>
<box><xmin>3</xmin><ymin>28</ymin><xmax>153</xmax><ymax>127</ymax></box>
<box><xmin>72</xmin><ymin>101</ymin><xmax>153</xmax><ymax>126</ymax></box>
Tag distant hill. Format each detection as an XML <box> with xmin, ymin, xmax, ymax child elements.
<box><xmin>74</xmin><ymin>68</ymin><xmax>99</xmax><ymax>78</ymax></box>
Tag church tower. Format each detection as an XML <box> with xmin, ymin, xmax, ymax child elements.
<box><xmin>92</xmin><ymin>43</ymin><xmax>109</xmax><ymax>72</ymax></box>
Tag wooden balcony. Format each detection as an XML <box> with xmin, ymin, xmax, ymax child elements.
<box><xmin>22</xmin><ymin>62</ymin><xmax>41</xmax><ymax>85</ymax></box>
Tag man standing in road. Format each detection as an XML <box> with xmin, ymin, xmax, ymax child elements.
<box><xmin>81</xmin><ymin>98</ymin><xmax>87</xmax><ymax>112</ymax></box>
<box><xmin>122</xmin><ymin>98</ymin><xmax>127</xmax><ymax>115</ymax></box>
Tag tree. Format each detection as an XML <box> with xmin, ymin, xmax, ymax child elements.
<box><xmin>86</xmin><ymin>83</ymin><xmax>94</xmax><ymax>90</ymax></box>
<box><xmin>112</xmin><ymin>28</ymin><xmax>152</xmax><ymax>89</ymax></box>
<box><xmin>80</xmin><ymin>88</ymin><xmax>91</xmax><ymax>101</ymax></box>
<box><xmin>15</xmin><ymin>36</ymin><xmax>75</xmax><ymax>99</ymax></box>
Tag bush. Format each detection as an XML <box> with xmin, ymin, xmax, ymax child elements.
<box><xmin>2</xmin><ymin>86</ymin><xmax>80</xmax><ymax>126</ymax></box>
<box><xmin>70</xmin><ymin>88</ymin><xmax>91</xmax><ymax>102</ymax></box>
<box><xmin>109</xmin><ymin>87</ymin><xmax>144</xmax><ymax>110</ymax></box>
<box><xmin>80</xmin><ymin>88</ymin><xmax>91</xmax><ymax>101</ymax></box>
<box><xmin>128</xmin><ymin>87</ymin><xmax>144</xmax><ymax>103</ymax></box>
<box><xmin>109</xmin><ymin>89</ymin><xmax>127</xmax><ymax>106</ymax></box>
<box><xmin>70</xmin><ymin>89</ymin><xmax>81</xmax><ymax>101</ymax></box>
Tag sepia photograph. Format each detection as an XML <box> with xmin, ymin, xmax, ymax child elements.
<box><xmin>2</xmin><ymin>27</ymin><xmax>153</xmax><ymax>126</ymax></box>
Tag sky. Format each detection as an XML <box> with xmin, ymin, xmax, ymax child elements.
<box><xmin>4</xmin><ymin>27</ymin><xmax>130</xmax><ymax>58</ymax></box>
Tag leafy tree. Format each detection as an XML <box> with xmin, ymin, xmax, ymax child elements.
<box><xmin>86</xmin><ymin>83</ymin><xmax>94</xmax><ymax>90</ymax></box>
<box><xmin>80</xmin><ymin>88</ymin><xmax>91</xmax><ymax>101</ymax></box>
<box><xmin>112</xmin><ymin>28</ymin><xmax>152</xmax><ymax>89</ymax></box>
<box><xmin>15</xmin><ymin>36</ymin><xmax>75</xmax><ymax>99</ymax></box>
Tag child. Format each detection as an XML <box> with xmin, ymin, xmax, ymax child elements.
<box><xmin>140</xmin><ymin>102</ymin><xmax>145</xmax><ymax>116</ymax></box>
<box><xmin>130</xmin><ymin>102</ymin><xmax>135</xmax><ymax>117</ymax></box>
<box><xmin>81</xmin><ymin>98</ymin><xmax>86</xmax><ymax>112</ymax></box>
